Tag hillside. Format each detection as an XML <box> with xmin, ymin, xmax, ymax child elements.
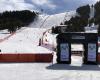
<box><xmin>29</xmin><ymin>11</ymin><xmax>76</xmax><ymax>28</ymax></box>
<box><xmin>0</xmin><ymin>28</ymin><xmax>52</xmax><ymax>53</ymax></box>
<box><xmin>0</xmin><ymin>11</ymin><xmax>76</xmax><ymax>53</ymax></box>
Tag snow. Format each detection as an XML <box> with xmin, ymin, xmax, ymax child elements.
<box><xmin>89</xmin><ymin>5</ymin><xmax>95</xmax><ymax>19</ymax></box>
<box><xmin>0</xmin><ymin>11</ymin><xmax>100</xmax><ymax>80</ymax></box>
<box><xmin>0</xmin><ymin>29</ymin><xmax>10</xmax><ymax>39</ymax></box>
<box><xmin>0</xmin><ymin>11</ymin><xmax>75</xmax><ymax>53</ymax></box>
<box><xmin>29</xmin><ymin>14</ymin><xmax>49</xmax><ymax>28</ymax></box>
<box><xmin>0</xmin><ymin>28</ymin><xmax>52</xmax><ymax>53</ymax></box>
<box><xmin>0</xmin><ymin>11</ymin><xmax>99</xmax><ymax>53</ymax></box>
<box><xmin>85</xmin><ymin>24</ymin><xmax>98</xmax><ymax>33</ymax></box>
<box><xmin>0</xmin><ymin>55</ymin><xmax>99</xmax><ymax>80</ymax></box>
<box><xmin>85</xmin><ymin>5</ymin><xmax>98</xmax><ymax>33</ymax></box>
<box><xmin>29</xmin><ymin>11</ymin><xmax>75</xmax><ymax>28</ymax></box>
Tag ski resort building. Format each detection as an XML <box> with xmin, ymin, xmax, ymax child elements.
<box><xmin>56</xmin><ymin>32</ymin><xmax>99</xmax><ymax>64</ymax></box>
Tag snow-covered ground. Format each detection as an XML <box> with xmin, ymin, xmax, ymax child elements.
<box><xmin>0</xmin><ymin>11</ymin><xmax>76</xmax><ymax>53</ymax></box>
<box><xmin>29</xmin><ymin>11</ymin><xmax>75</xmax><ymax>28</ymax></box>
<box><xmin>0</xmin><ymin>29</ymin><xmax>10</xmax><ymax>39</ymax></box>
<box><xmin>0</xmin><ymin>28</ymin><xmax>53</xmax><ymax>53</ymax></box>
<box><xmin>0</xmin><ymin>55</ymin><xmax>99</xmax><ymax>80</ymax></box>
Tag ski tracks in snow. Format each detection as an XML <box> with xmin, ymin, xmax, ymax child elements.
<box><xmin>0</xmin><ymin>27</ymin><xmax>27</xmax><ymax>43</ymax></box>
<box><xmin>0</xmin><ymin>32</ymin><xmax>15</xmax><ymax>43</ymax></box>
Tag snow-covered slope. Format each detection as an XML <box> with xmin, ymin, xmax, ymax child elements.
<box><xmin>0</xmin><ymin>28</ymin><xmax>52</xmax><ymax>53</ymax></box>
<box><xmin>0</xmin><ymin>29</ymin><xmax>10</xmax><ymax>39</ymax></box>
<box><xmin>29</xmin><ymin>11</ymin><xmax>76</xmax><ymax>28</ymax></box>
<box><xmin>0</xmin><ymin>11</ymin><xmax>76</xmax><ymax>53</ymax></box>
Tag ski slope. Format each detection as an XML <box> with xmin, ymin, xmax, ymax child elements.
<box><xmin>29</xmin><ymin>11</ymin><xmax>76</xmax><ymax>28</ymax></box>
<box><xmin>0</xmin><ymin>28</ymin><xmax>52</xmax><ymax>53</ymax></box>
<box><xmin>0</xmin><ymin>10</ymin><xmax>99</xmax><ymax>53</ymax></box>
<box><xmin>0</xmin><ymin>11</ymin><xmax>76</xmax><ymax>53</ymax></box>
<box><xmin>0</xmin><ymin>29</ymin><xmax>10</xmax><ymax>39</ymax></box>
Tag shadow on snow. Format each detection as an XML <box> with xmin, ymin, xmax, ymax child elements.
<box><xmin>46</xmin><ymin>63</ymin><xmax>100</xmax><ymax>71</ymax></box>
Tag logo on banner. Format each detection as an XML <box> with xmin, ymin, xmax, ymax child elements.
<box><xmin>89</xmin><ymin>45</ymin><xmax>96</xmax><ymax>50</ymax></box>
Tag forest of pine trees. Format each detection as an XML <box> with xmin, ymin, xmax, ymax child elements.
<box><xmin>0</xmin><ymin>10</ymin><xmax>37</xmax><ymax>33</ymax></box>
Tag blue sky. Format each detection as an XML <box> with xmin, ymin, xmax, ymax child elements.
<box><xmin>0</xmin><ymin>0</ymin><xmax>99</xmax><ymax>14</ymax></box>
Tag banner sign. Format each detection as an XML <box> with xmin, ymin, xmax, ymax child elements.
<box><xmin>88</xmin><ymin>43</ymin><xmax>96</xmax><ymax>61</ymax></box>
<box><xmin>72</xmin><ymin>35</ymin><xmax>85</xmax><ymax>40</ymax></box>
<box><xmin>60</xmin><ymin>43</ymin><xmax>69</xmax><ymax>61</ymax></box>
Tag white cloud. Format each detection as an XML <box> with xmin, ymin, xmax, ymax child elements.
<box><xmin>31</xmin><ymin>0</ymin><xmax>56</xmax><ymax>9</ymax></box>
<box><xmin>32</xmin><ymin>0</ymin><xmax>48</xmax><ymax>5</ymax></box>
<box><xmin>0</xmin><ymin>0</ymin><xmax>35</xmax><ymax>12</ymax></box>
<box><xmin>0</xmin><ymin>0</ymin><xmax>56</xmax><ymax>13</ymax></box>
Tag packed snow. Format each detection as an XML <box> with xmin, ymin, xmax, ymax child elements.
<box><xmin>0</xmin><ymin>29</ymin><xmax>10</xmax><ymax>39</ymax></box>
<box><xmin>29</xmin><ymin>11</ymin><xmax>76</xmax><ymax>28</ymax></box>
<box><xmin>0</xmin><ymin>55</ymin><xmax>99</xmax><ymax>80</ymax></box>
<box><xmin>0</xmin><ymin>11</ymin><xmax>77</xmax><ymax>53</ymax></box>
<box><xmin>0</xmin><ymin>28</ymin><xmax>53</xmax><ymax>53</ymax></box>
